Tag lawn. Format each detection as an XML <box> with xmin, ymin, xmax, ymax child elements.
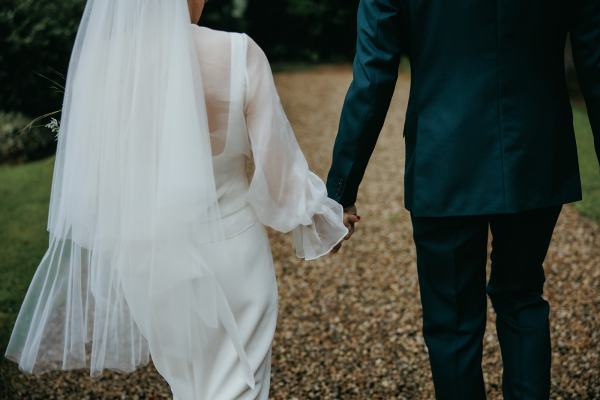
<box><xmin>0</xmin><ymin>157</ymin><xmax>54</xmax><ymax>395</ymax></box>
<box><xmin>0</xmin><ymin>158</ymin><xmax>54</xmax><ymax>350</ymax></box>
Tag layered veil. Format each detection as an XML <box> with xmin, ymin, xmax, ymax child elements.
<box><xmin>6</xmin><ymin>0</ymin><xmax>254</xmax><ymax>388</ymax></box>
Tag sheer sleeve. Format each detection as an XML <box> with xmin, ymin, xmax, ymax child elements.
<box><xmin>243</xmin><ymin>36</ymin><xmax>348</xmax><ymax>260</ymax></box>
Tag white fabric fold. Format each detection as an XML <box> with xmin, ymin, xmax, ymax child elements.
<box><xmin>243</xmin><ymin>36</ymin><xmax>348</xmax><ymax>258</ymax></box>
<box><xmin>292</xmin><ymin>172</ymin><xmax>349</xmax><ymax>260</ymax></box>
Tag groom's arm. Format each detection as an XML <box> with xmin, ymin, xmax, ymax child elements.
<box><xmin>571</xmin><ymin>0</ymin><xmax>600</xmax><ymax>165</ymax></box>
<box><xmin>326</xmin><ymin>0</ymin><xmax>405</xmax><ymax>207</ymax></box>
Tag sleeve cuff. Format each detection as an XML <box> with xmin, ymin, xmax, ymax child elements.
<box><xmin>292</xmin><ymin>187</ymin><xmax>349</xmax><ymax>261</ymax></box>
<box><xmin>326</xmin><ymin>174</ymin><xmax>358</xmax><ymax>208</ymax></box>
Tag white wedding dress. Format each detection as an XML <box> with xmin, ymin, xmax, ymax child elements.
<box><xmin>4</xmin><ymin>7</ymin><xmax>346</xmax><ymax>397</ymax></box>
<box><xmin>152</xmin><ymin>27</ymin><xmax>347</xmax><ymax>399</ymax></box>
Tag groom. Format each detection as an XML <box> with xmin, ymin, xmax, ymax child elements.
<box><xmin>327</xmin><ymin>1</ymin><xmax>599</xmax><ymax>399</ymax></box>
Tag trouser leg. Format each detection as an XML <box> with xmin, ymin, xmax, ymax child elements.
<box><xmin>411</xmin><ymin>215</ymin><xmax>489</xmax><ymax>400</ymax></box>
<box><xmin>487</xmin><ymin>206</ymin><xmax>562</xmax><ymax>400</ymax></box>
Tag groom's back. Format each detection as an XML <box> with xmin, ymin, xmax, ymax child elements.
<box><xmin>401</xmin><ymin>0</ymin><xmax>581</xmax><ymax>215</ymax></box>
<box><xmin>328</xmin><ymin>0</ymin><xmax>598</xmax><ymax>216</ymax></box>
<box><xmin>406</xmin><ymin>0</ymin><xmax>571</xmax><ymax>119</ymax></box>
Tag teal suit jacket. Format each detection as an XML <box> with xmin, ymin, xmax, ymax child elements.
<box><xmin>327</xmin><ymin>0</ymin><xmax>600</xmax><ymax>216</ymax></box>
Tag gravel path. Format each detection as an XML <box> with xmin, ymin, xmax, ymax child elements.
<box><xmin>3</xmin><ymin>66</ymin><xmax>599</xmax><ymax>399</ymax></box>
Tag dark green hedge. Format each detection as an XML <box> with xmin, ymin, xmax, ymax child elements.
<box><xmin>0</xmin><ymin>112</ymin><xmax>56</xmax><ymax>163</ymax></box>
<box><xmin>203</xmin><ymin>0</ymin><xmax>359</xmax><ymax>61</ymax></box>
<box><xmin>244</xmin><ymin>0</ymin><xmax>359</xmax><ymax>62</ymax></box>
<box><xmin>0</xmin><ymin>0</ymin><xmax>85</xmax><ymax>116</ymax></box>
<box><xmin>0</xmin><ymin>0</ymin><xmax>359</xmax><ymax>117</ymax></box>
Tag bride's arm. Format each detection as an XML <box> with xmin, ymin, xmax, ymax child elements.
<box><xmin>243</xmin><ymin>36</ymin><xmax>349</xmax><ymax>260</ymax></box>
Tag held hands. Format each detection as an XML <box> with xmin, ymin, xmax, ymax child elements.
<box><xmin>331</xmin><ymin>205</ymin><xmax>360</xmax><ymax>254</ymax></box>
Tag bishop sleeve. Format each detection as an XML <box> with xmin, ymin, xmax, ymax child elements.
<box><xmin>244</xmin><ymin>36</ymin><xmax>349</xmax><ymax>260</ymax></box>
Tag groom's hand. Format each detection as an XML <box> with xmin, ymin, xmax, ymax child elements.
<box><xmin>331</xmin><ymin>205</ymin><xmax>360</xmax><ymax>254</ymax></box>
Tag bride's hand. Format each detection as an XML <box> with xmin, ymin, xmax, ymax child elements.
<box><xmin>331</xmin><ymin>205</ymin><xmax>360</xmax><ymax>254</ymax></box>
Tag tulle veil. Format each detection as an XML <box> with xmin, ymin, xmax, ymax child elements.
<box><xmin>5</xmin><ymin>0</ymin><xmax>255</xmax><ymax>388</ymax></box>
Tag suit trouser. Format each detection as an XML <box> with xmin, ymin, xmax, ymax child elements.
<box><xmin>410</xmin><ymin>206</ymin><xmax>562</xmax><ymax>400</ymax></box>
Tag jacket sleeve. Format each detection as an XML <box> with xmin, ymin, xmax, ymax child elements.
<box><xmin>326</xmin><ymin>0</ymin><xmax>405</xmax><ymax>207</ymax></box>
<box><xmin>571</xmin><ymin>0</ymin><xmax>600</xmax><ymax>165</ymax></box>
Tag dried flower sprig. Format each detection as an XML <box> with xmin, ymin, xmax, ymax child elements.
<box><xmin>19</xmin><ymin>71</ymin><xmax>64</xmax><ymax>138</ymax></box>
<box><xmin>19</xmin><ymin>109</ymin><xmax>61</xmax><ymax>136</ymax></box>
<box><xmin>45</xmin><ymin>117</ymin><xmax>60</xmax><ymax>140</ymax></box>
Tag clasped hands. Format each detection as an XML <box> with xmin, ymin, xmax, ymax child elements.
<box><xmin>331</xmin><ymin>205</ymin><xmax>360</xmax><ymax>254</ymax></box>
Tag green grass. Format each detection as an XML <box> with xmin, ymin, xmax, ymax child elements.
<box><xmin>0</xmin><ymin>158</ymin><xmax>54</xmax><ymax>354</ymax></box>
<box><xmin>573</xmin><ymin>105</ymin><xmax>600</xmax><ymax>221</ymax></box>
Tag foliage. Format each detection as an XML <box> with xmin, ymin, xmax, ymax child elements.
<box><xmin>0</xmin><ymin>0</ymin><xmax>359</xmax><ymax>117</ymax></box>
<box><xmin>204</xmin><ymin>0</ymin><xmax>360</xmax><ymax>62</ymax></box>
<box><xmin>244</xmin><ymin>0</ymin><xmax>359</xmax><ymax>62</ymax></box>
<box><xmin>0</xmin><ymin>0</ymin><xmax>85</xmax><ymax>116</ymax></box>
<box><xmin>0</xmin><ymin>112</ymin><xmax>56</xmax><ymax>163</ymax></box>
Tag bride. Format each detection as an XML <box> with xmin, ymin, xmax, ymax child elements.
<box><xmin>4</xmin><ymin>0</ymin><xmax>352</xmax><ymax>398</ymax></box>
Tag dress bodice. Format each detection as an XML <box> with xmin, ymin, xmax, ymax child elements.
<box><xmin>203</xmin><ymin>31</ymin><xmax>256</xmax><ymax>236</ymax></box>
<box><xmin>212</xmin><ymin>129</ymin><xmax>257</xmax><ymax>238</ymax></box>
<box><xmin>192</xmin><ymin>26</ymin><xmax>347</xmax><ymax>259</ymax></box>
